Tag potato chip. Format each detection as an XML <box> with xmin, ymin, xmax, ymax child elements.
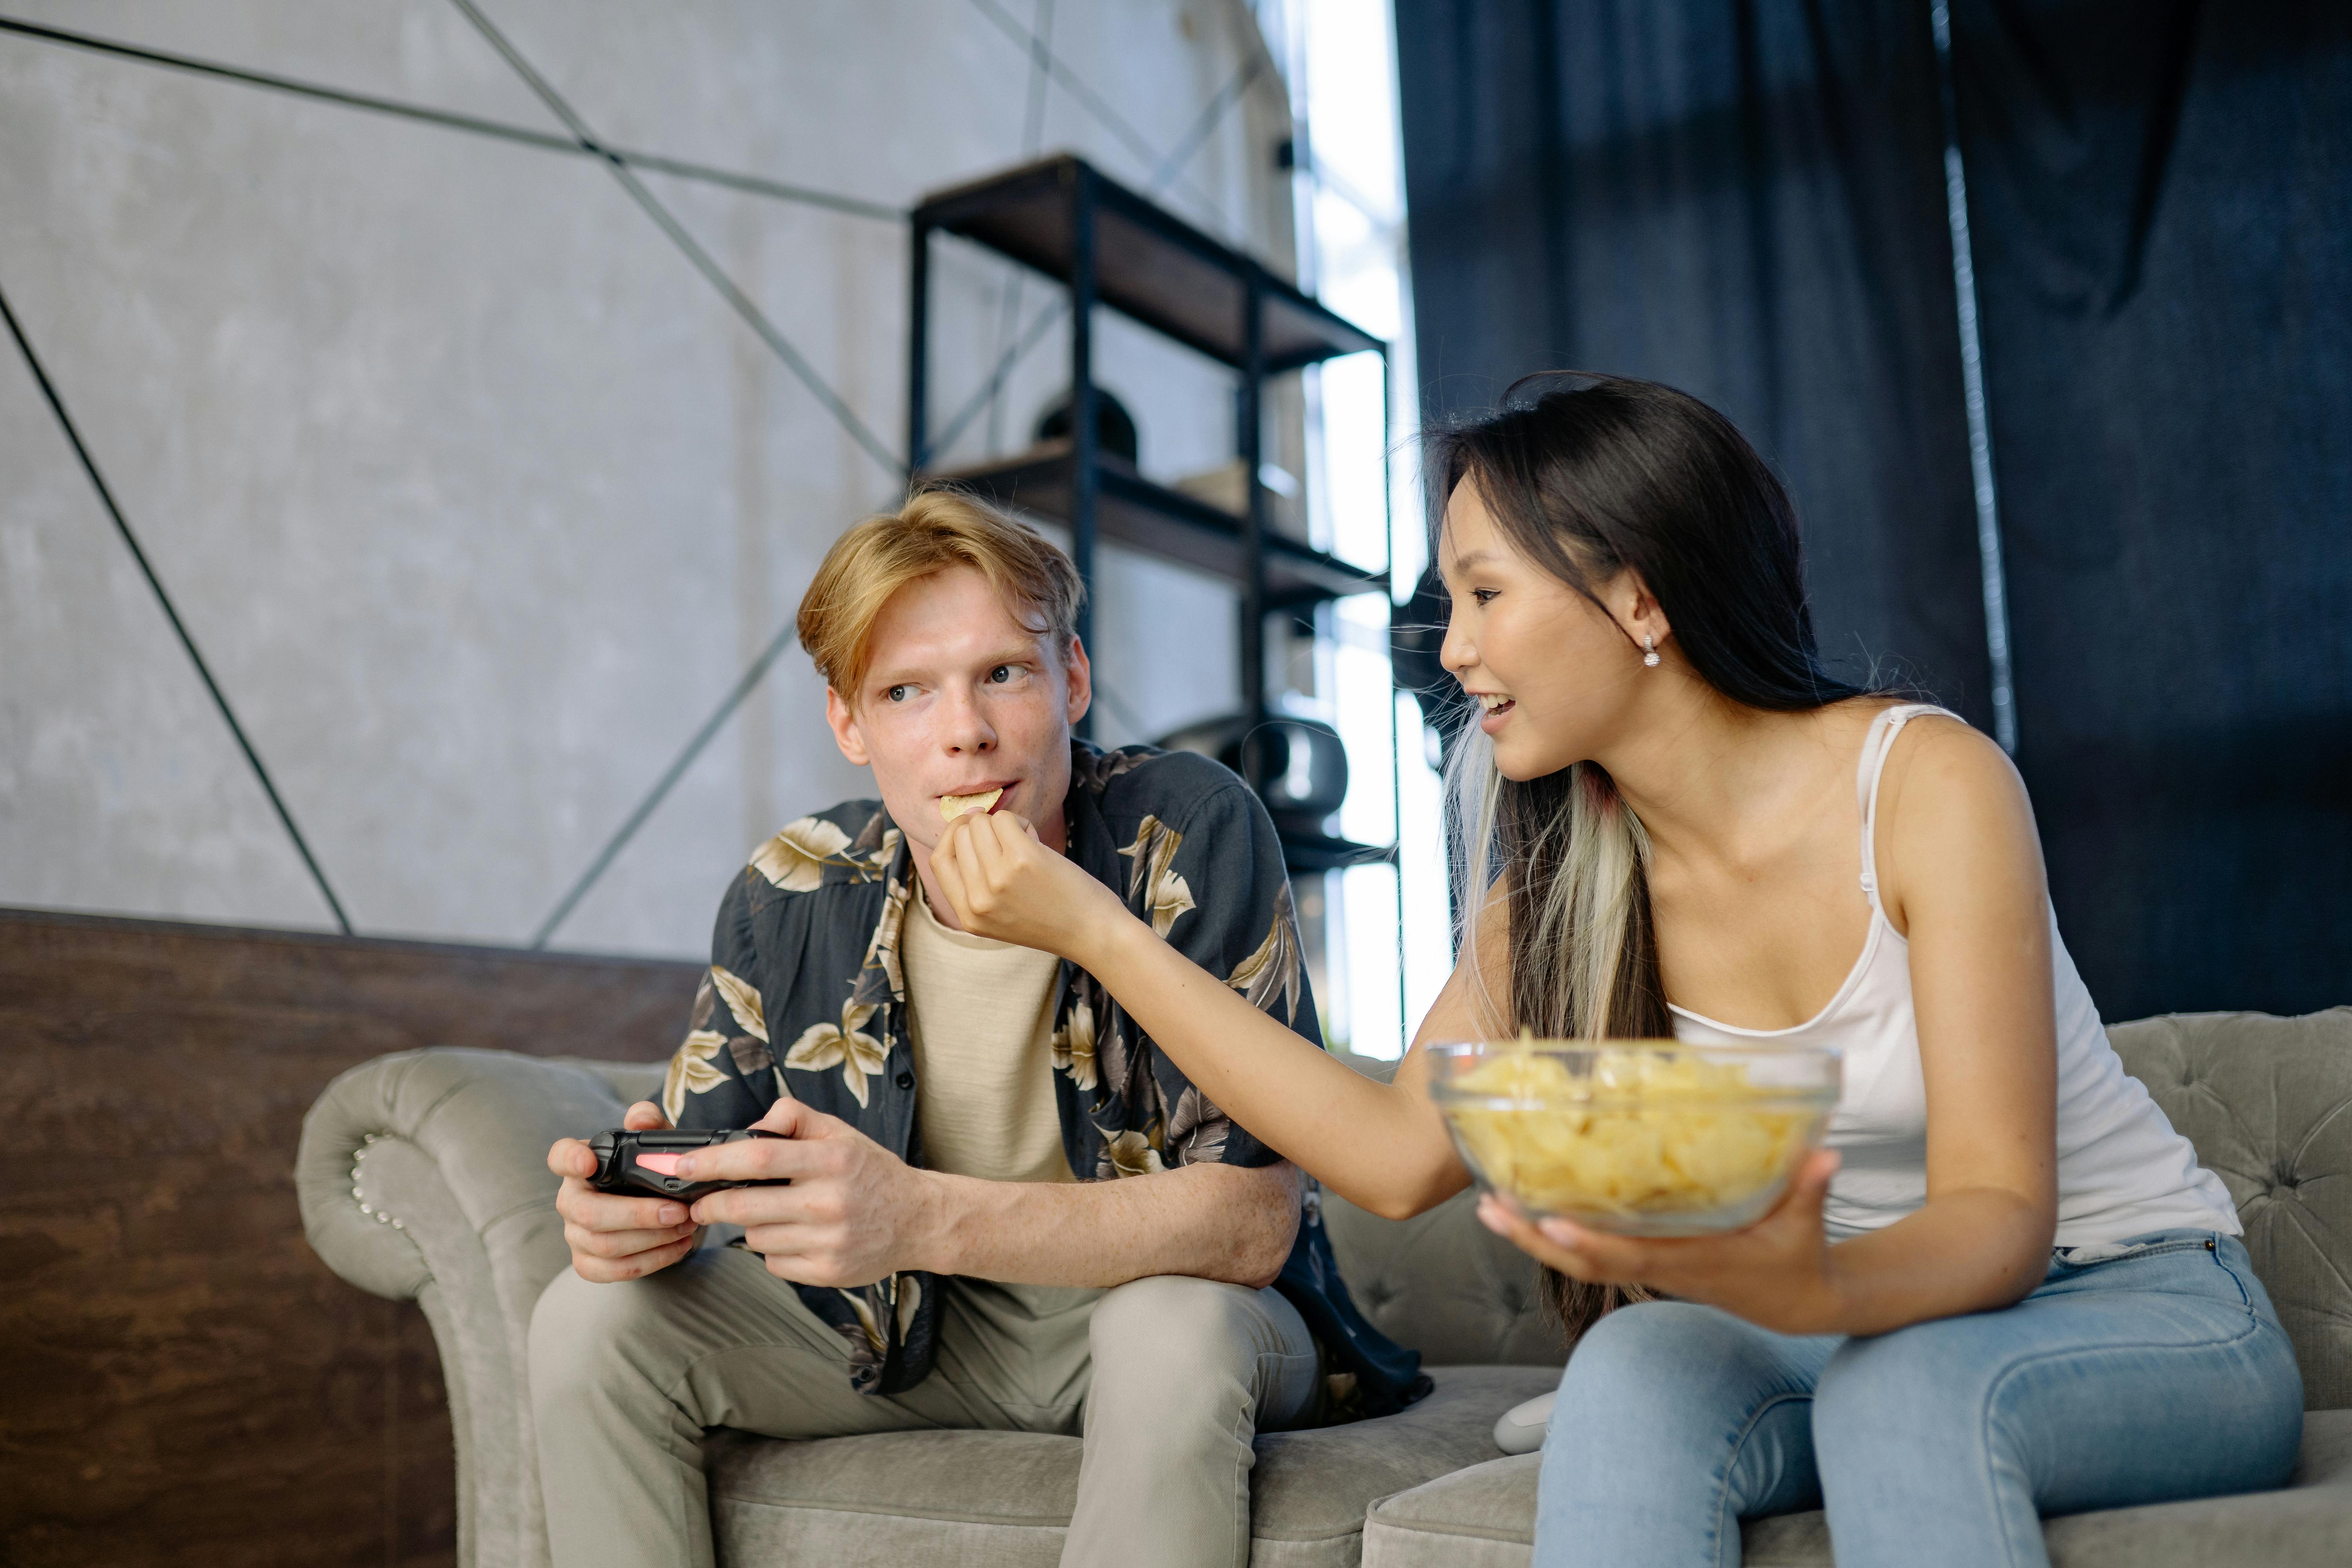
<box><xmin>939</xmin><ymin>788</ymin><xmax>1004</xmax><ymax>820</ymax></box>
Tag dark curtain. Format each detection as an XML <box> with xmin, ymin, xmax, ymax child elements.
<box><xmin>1951</xmin><ymin>0</ymin><xmax>2352</xmax><ymax>1016</ymax></box>
<box><xmin>1394</xmin><ymin>0</ymin><xmax>1993</xmax><ymax>724</ymax></box>
<box><xmin>1396</xmin><ymin>0</ymin><xmax>2352</xmax><ymax>1019</ymax></box>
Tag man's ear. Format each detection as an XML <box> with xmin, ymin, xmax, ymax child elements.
<box><xmin>824</xmin><ymin>686</ymin><xmax>872</xmax><ymax>767</ymax></box>
<box><xmin>1061</xmin><ymin>636</ymin><xmax>1093</xmax><ymax>729</ymax></box>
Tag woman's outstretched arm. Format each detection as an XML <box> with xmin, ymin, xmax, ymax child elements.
<box><xmin>933</xmin><ymin>807</ymin><xmax>1482</xmax><ymax>1219</ymax></box>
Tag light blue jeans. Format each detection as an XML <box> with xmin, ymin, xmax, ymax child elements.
<box><xmin>1533</xmin><ymin>1230</ymin><xmax>2303</xmax><ymax>1568</ymax></box>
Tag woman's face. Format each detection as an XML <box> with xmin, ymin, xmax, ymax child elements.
<box><xmin>1437</xmin><ymin>479</ymin><xmax>1651</xmax><ymax>782</ymax></box>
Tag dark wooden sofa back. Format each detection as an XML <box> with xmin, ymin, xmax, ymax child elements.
<box><xmin>0</xmin><ymin>908</ymin><xmax>692</xmax><ymax>1568</ymax></box>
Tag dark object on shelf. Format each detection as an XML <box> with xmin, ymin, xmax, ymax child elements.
<box><xmin>1158</xmin><ymin>713</ymin><xmax>1394</xmax><ymax>873</ymax></box>
<box><xmin>1158</xmin><ymin>712</ymin><xmax>1348</xmax><ymax>833</ymax></box>
<box><xmin>1276</xmin><ymin>829</ymin><xmax>1401</xmax><ymax>874</ymax></box>
<box><xmin>1034</xmin><ymin>387</ymin><xmax>1139</xmax><ymax>465</ymax></box>
<box><xmin>1394</xmin><ymin>561</ymin><xmax>1472</xmax><ymax>755</ymax></box>
<box><xmin>908</xmin><ymin>154</ymin><xmax>1391</xmax><ymax>747</ymax></box>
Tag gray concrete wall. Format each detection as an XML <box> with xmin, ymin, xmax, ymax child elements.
<box><xmin>0</xmin><ymin>0</ymin><xmax>1301</xmax><ymax>956</ymax></box>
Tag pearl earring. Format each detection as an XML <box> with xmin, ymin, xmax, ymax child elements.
<box><xmin>1643</xmin><ymin>634</ymin><xmax>1661</xmax><ymax>668</ymax></box>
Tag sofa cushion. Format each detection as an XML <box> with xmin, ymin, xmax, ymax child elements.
<box><xmin>1322</xmin><ymin>1189</ymin><xmax>1569</xmax><ymax>1371</ymax></box>
<box><xmin>1359</xmin><ymin>1408</ymin><xmax>2352</xmax><ymax>1568</ymax></box>
<box><xmin>2107</xmin><ymin>1009</ymin><xmax>2352</xmax><ymax>1409</ymax></box>
<box><xmin>706</xmin><ymin>1363</ymin><xmax>1558</xmax><ymax>1567</ymax></box>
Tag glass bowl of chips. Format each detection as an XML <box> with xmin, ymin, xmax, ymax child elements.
<box><xmin>1426</xmin><ymin>1040</ymin><xmax>1841</xmax><ymax>1236</ymax></box>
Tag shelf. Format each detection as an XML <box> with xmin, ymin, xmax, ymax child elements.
<box><xmin>1277</xmin><ymin>831</ymin><xmax>1398</xmax><ymax>875</ymax></box>
<box><xmin>925</xmin><ymin>440</ymin><xmax>1388</xmax><ymax>605</ymax></box>
<box><xmin>914</xmin><ymin>155</ymin><xmax>1383</xmax><ymax>373</ymax></box>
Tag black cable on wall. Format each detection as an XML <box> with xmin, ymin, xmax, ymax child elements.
<box><xmin>0</xmin><ymin>16</ymin><xmax>902</xmax><ymax>223</ymax></box>
<box><xmin>0</xmin><ymin>280</ymin><xmax>353</xmax><ymax>933</ymax></box>
<box><xmin>447</xmin><ymin>0</ymin><xmax>905</xmax><ymax>480</ymax></box>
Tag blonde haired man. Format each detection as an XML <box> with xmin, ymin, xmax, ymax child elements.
<box><xmin>532</xmin><ymin>492</ymin><xmax>1423</xmax><ymax>1568</ymax></box>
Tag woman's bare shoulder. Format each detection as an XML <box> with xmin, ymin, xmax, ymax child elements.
<box><xmin>1811</xmin><ymin>698</ymin><xmax>2011</xmax><ymax>791</ymax></box>
<box><xmin>1875</xmin><ymin>710</ymin><xmax>2042</xmax><ymax>927</ymax></box>
<box><xmin>1883</xmin><ymin>709</ymin><xmax>2022</xmax><ymax>803</ymax></box>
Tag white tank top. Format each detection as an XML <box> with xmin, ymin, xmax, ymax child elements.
<box><xmin>1669</xmin><ymin>704</ymin><xmax>2239</xmax><ymax>1245</ymax></box>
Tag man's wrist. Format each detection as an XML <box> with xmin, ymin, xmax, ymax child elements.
<box><xmin>907</xmin><ymin>1167</ymin><xmax>971</xmax><ymax>1276</ymax></box>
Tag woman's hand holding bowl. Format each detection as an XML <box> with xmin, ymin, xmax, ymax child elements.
<box><xmin>1478</xmin><ymin>1148</ymin><xmax>1846</xmax><ymax>1336</ymax></box>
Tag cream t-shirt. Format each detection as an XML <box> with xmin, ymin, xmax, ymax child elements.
<box><xmin>901</xmin><ymin>888</ymin><xmax>1075</xmax><ymax>1184</ymax></box>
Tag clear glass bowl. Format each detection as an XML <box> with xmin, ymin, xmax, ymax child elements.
<box><xmin>1426</xmin><ymin>1039</ymin><xmax>1842</xmax><ymax>1236</ymax></box>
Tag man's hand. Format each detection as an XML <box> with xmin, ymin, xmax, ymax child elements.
<box><xmin>1476</xmin><ymin>1149</ymin><xmax>1846</xmax><ymax>1336</ymax></box>
<box><xmin>680</xmin><ymin>1096</ymin><xmax>944</xmax><ymax>1289</ymax></box>
<box><xmin>686</xmin><ymin>1098</ymin><xmax>1302</xmax><ymax>1290</ymax></box>
<box><xmin>548</xmin><ymin>1100</ymin><xmax>701</xmax><ymax>1283</ymax></box>
<box><xmin>933</xmin><ymin>809</ymin><xmax>1132</xmax><ymax>964</ymax></box>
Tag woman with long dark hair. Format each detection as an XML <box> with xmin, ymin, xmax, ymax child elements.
<box><xmin>933</xmin><ymin>376</ymin><xmax>2300</xmax><ymax>1564</ymax></box>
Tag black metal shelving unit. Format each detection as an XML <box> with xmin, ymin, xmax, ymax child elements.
<box><xmin>908</xmin><ymin>154</ymin><xmax>1395</xmax><ymax>874</ymax></box>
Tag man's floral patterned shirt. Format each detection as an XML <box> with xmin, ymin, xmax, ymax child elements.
<box><xmin>666</xmin><ymin>740</ymin><xmax>1428</xmax><ymax>1416</ymax></box>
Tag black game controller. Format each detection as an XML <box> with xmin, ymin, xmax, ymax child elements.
<box><xmin>586</xmin><ymin>1127</ymin><xmax>789</xmax><ymax>1205</ymax></box>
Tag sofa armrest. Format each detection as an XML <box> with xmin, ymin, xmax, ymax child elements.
<box><xmin>296</xmin><ymin>1048</ymin><xmax>665</xmax><ymax>1568</ymax></box>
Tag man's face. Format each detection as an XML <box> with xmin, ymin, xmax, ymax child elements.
<box><xmin>826</xmin><ymin>566</ymin><xmax>1090</xmax><ymax>856</ymax></box>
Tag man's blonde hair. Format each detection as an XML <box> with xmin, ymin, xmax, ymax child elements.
<box><xmin>797</xmin><ymin>488</ymin><xmax>1085</xmax><ymax>700</ymax></box>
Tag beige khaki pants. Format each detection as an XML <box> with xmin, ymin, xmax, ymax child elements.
<box><xmin>529</xmin><ymin>1245</ymin><xmax>1323</xmax><ymax>1568</ymax></box>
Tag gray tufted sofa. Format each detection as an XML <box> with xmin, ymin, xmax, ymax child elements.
<box><xmin>299</xmin><ymin>1010</ymin><xmax>2352</xmax><ymax>1566</ymax></box>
